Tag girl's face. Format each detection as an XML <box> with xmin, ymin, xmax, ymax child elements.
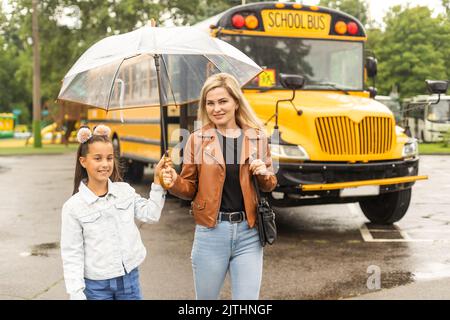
<box><xmin>205</xmin><ymin>87</ymin><xmax>238</xmax><ymax>128</ymax></box>
<box><xmin>79</xmin><ymin>142</ymin><xmax>114</xmax><ymax>184</ymax></box>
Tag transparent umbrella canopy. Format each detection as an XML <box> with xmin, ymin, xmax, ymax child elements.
<box><xmin>57</xmin><ymin>25</ymin><xmax>262</xmax><ymax>153</ymax></box>
<box><xmin>57</xmin><ymin>26</ymin><xmax>262</xmax><ymax>110</ymax></box>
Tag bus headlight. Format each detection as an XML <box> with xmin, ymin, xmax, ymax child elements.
<box><xmin>270</xmin><ymin>144</ymin><xmax>309</xmax><ymax>160</ymax></box>
<box><xmin>402</xmin><ymin>138</ymin><xmax>418</xmax><ymax>158</ymax></box>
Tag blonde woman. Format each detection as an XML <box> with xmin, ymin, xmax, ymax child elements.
<box><xmin>161</xmin><ymin>73</ymin><xmax>277</xmax><ymax>299</ymax></box>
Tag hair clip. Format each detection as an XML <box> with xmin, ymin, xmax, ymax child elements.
<box><xmin>77</xmin><ymin>126</ymin><xmax>92</xmax><ymax>144</ymax></box>
<box><xmin>93</xmin><ymin>124</ymin><xmax>111</xmax><ymax>137</ymax></box>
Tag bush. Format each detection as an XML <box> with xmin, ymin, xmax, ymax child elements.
<box><xmin>443</xmin><ymin>129</ymin><xmax>450</xmax><ymax>148</ymax></box>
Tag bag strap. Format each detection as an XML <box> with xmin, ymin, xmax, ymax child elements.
<box><xmin>252</xmin><ymin>175</ymin><xmax>261</xmax><ymax>201</ymax></box>
<box><xmin>253</xmin><ymin>174</ymin><xmax>269</xmax><ymax>203</ymax></box>
<box><xmin>251</xmin><ymin>131</ymin><xmax>263</xmax><ymax>202</ymax></box>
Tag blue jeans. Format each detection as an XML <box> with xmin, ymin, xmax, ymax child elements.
<box><xmin>191</xmin><ymin>220</ymin><xmax>263</xmax><ymax>300</ymax></box>
<box><xmin>84</xmin><ymin>268</ymin><xmax>142</xmax><ymax>300</ymax></box>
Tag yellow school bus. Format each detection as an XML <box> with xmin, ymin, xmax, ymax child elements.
<box><xmin>194</xmin><ymin>1</ymin><xmax>427</xmax><ymax>224</ymax></box>
<box><xmin>88</xmin><ymin>2</ymin><xmax>426</xmax><ymax>224</ymax></box>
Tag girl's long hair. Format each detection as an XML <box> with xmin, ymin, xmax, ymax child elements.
<box><xmin>72</xmin><ymin>135</ymin><xmax>123</xmax><ymax>195</ymax></box>
<box><xmin>197</xmin><ymin>73</ymin><xmax>263</xmax><ymax>129</ymax></box>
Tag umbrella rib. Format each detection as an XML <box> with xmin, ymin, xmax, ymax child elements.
<box><xmin>204</xmin><ymin>54</ymin><xmax>221</xmax><ymax>71</ymax></box>
<box><xmin>160</xmin><ymin>55</ymin><xmax>179</xmax><ymax>107</ymax></box>
<box><xmin>106</xmin><ymin>58</ymin><xmax>126</xmax><ymax>112</ymax></box>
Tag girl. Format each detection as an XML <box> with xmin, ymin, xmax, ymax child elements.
<box><xmin>161</xmin><ymin>73</ymin><xmax>277</xmax><ymax>299</ymax></box>
<box><xmin>60</xmin><ymin>124</ymin><xmax>173</xmax><ymax>300</ymax></box>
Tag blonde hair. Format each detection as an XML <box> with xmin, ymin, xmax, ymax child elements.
<box><xmin>197</xmin><ymin>73</ymin><xmax>262</xmax><ymax>129</ymax></box>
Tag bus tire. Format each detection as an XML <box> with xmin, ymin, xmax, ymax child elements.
<box><xmin>124</xmin><ymin>160</ymin><xmax>144</xmax><ymax>183</ymax></box>
<box><xmin>112</xmin><ymin>136</ymin><xmax>121</xmax><ymax>155</ymax></box>
<box><xmin>359</xmin><ymin>189</ymin><xmax>412</xmax><ymax>224</ymax></box>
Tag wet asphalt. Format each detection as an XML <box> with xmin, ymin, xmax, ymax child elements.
<box><xmin>0</xmin><ymin>153</ymin><xmax>449</xmax><ymax>300</ymax></box>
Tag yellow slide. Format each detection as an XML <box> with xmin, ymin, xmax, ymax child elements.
<box><xmin>27</xmin><ymin>122</ymin><xmax>63</xmax><ymax>145</ymax></box>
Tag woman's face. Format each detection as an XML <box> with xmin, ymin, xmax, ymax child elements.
<box><xmin>79</xmin><ymin>142</ymin><xmax>114</xmax><ymax>184</ymax></box>
<box><xmin>205</xmin><ymin>87</ymin><xmax>238</xmax><ymax>128</ymax></box>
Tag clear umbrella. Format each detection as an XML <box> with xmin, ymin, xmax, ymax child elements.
<box><xmin>57</xmin><ymin>26</ymin><xmax>262</xmax><ymax>113</ymax></box>
<box><xmin>57</xmin><ymin>25</ymin><xmax>262</xmax><ymax>188</ymax></box>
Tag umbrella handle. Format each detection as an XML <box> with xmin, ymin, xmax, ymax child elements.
<box><xmin>158</xmin><ymin>150</ymin><xmax>173</xmax><ymax>190</ymax></box>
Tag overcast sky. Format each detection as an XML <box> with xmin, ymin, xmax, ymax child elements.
<box><xmin>1</xmin><ymin>0</ymin><xmax>447</xmax><ymax>26</ymax></box>
<box><xmin>307</xmin><ymin>0</ymin><xmax>445</xmax><ymax>26</ymax></box>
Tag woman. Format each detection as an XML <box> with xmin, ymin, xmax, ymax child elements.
<box><xmin>162</xmin><ymin>73</ymin><xmax>277</xmax><ymax>300</ymax></box>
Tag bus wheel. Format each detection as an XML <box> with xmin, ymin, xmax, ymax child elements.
<box><xmin>124</xmin><ymin>160</ymin><xmax>144</xmax><ymax>183</ymax></box>
<box><xmin>359</xmin><ymin>189</ymin><xmax>412</xmax><ymax>224</ymax></box>
<box><xmin>112</xmin><ymin>136</ymin><xmax>120</xmax><ymax>155</ymax></box>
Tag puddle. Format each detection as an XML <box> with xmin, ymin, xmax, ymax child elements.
<box><xmin>413</xmin><ymin>263</ymin><xmax>450</xmax><ymax>281</ymax></box>
<box><xmin>0</xmin><ymin>166</ymin><xmax>11</xmax><ymax>174</ymax></box>
<box><xmin>303</xmin><ymin>271</ymin><xmax>414</xmax><ymax>299</ymax></box>
<box><xmin>30</xmin><ymin>242</ymin><xmax>60</xmax><ymax>257</ymax></box>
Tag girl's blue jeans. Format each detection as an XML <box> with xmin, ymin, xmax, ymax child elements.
<box><xmin>84</xmin><ymin>267</ymin><xmax>142</xmax><ymax>300</ymax></box>
<box><xmin>191</xmin><ymin>220</ymin><xmax>263</xmax><ymax>300</ymax></box>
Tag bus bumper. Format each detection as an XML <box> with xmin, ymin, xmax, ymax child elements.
<box><xmin>270</xmin><ymin>158</ymin><xmax>427</xmax><ymax>206</ymax></box>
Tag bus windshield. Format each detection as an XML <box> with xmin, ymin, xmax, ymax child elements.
<box><xmin>428</xmin><ymin>100</ymin><xmax>450</xmax><ymax>122</ymax></box>
<box><xmin>220</xmin><ymin>35</ymin><xmax>363</xmax><ymax>91</ymax></box>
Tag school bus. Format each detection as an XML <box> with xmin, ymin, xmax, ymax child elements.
<box><xmin>87</xmin><ymin>2</ymin><xmax>427</xmax><ymax>224</ymax></box>
<box><xmin>402</xmin><ymin>95</ymin><xmax>450</xmax><ymax>143</ymax></box>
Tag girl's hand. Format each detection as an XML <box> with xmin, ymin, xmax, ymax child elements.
<box><xmin>153</xmin><ymin>156</ymin><xmax>167</xmax><ymax>185</ymax></box>
<box><xmin>160</xmin><ymin>167</ymin><xmax>177</xmax><ymax>189</ymax></box>
<box><xmin>249</xmin><ymin>159</ymin><xmax>268</xmax><ymax>176</ymax></box>
<box><xmin>154</xmin><ymin>155</ymin><xmax>177</xmax><ymax>189</ymax></box>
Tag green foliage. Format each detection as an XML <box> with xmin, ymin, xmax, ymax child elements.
<box><xmin>319</xmin><ymin>0</ymin><xmax>370</xmax><ymax>26</ymax></box>
<box><xmin>370</xmin><ymin>6</ymin><xmax>450</xmax><ymax>98</ymax></box>
<box><xmin>1</xmin><ymin>0</ymin><xmax>450</xmax><ymax>123</ymax></box>
<box><xmin>167</xmin><ymin>0</ymin><xmax>262</xmax><ymax>25</ymax></box>
<box><xmin>443</xmin><ymin>129</ymin><xmax>450</xmax><ymax>148</ymax></box>
<box><xmin>443</xmin><ymin>0</ymin><xmax>450</xmax><ymax>17</ymax></box>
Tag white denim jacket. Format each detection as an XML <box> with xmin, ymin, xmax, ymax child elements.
<box><xmin>60</xmin><ymin>179</ymin><xmax>166</xmax><ymax>300</ymax></box>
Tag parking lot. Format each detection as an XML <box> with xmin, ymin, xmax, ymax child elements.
<box><xmin>0</xmin><ymin>153</ymin><xmax>449</xmax><ymax>299</ymax></box>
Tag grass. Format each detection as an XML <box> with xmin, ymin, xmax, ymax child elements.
<box><xmin>0</xmin><ymin>143</ymin><xmax>78</xmax><ymax>156</ymax></box>
<box><xmin>2</xmin><ymin>140</ymin><xmax>449</xmax><ymax>156</ymax></box>
<box><xmin>419</xmin><ymin>143</ymin><xmax>450</xmax><ymax>155</ymax></box>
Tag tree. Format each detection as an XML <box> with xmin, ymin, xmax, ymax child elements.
<box><xmin>443</xmin><ymin>0</ymin><xmax>450</xmax><ymax>17</ymax></box>
<box><xmin>1</xmin><ymin>0</ymin><xmax>167</xmax><ymax>124</ymax></box>
<box><xmin>32</xmin><ymin>0</ymin><xmax>42</xmax><ymax>147</ymax></box>
<box><xmin>167</xmin><ymin>0</ymin><xmax>262</xmax><ymax>25</ymax></box>
<box><xmin>319</xmin><ymin>0</ymin><xmax>371</xmax><ymax>26</ymax></box>
<box><xmin>374</xmin><ymin>5</ymin><xmax>450</xmax><ymax>98</ymax></box>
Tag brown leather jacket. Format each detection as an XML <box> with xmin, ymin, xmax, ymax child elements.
<box><xmin>168</xmin><ymin>123</ymin><xmax>277</xmax><ymax>228</ymax></box>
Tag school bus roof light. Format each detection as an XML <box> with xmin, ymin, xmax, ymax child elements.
<box><xmin>275</xmin><ymin>3</ymin><xmax>285</xmax><ymax>9</ymax></box>
<box><xmin>334</xmin><ymin>21</ymin><xmax>347</xmax><ymax>35</ymax></box>
<box><xmin>231</xmin><ymin>14</ymin><xmax>245</xmax><ymax>29</ymax></box>
<box><xmin>347</xmin><ymin>22</ymin><xmax>358</xmax><ymax>35</ymax></box>
<box><xmin>245</xmin><ymin>15</ymin><xmax>259</xmax><ymax>30</ymax></box>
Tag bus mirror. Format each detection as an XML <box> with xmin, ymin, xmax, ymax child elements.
<box><xmin>368</xmin><ymin>87</ymin><xmax>377</xmax><ymax>98</ymax></box>
<box><xmin>425</xmin><ymin>80</ymin><xmax>448</xmax><ymax>94</ymax></box>
<box><xmin>365</xmin><ymin>57</ymin><xmax>377</xmax><ymax>78</ymax></box>
<box><xmin>279</xmin><ymin>74</ymin><xmax>305</xmax><ymax>90</ymax></box>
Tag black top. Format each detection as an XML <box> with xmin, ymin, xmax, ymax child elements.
<box><xmin>217</xmin><ymin>130</ymin><xmax>245</xmax><ymax>212</ymax></box>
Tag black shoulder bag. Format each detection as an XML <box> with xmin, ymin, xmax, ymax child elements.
<box><xmin>253</xmin><ymin>175</ymin><xmax>277</xmax><ymax>247</ymax></box>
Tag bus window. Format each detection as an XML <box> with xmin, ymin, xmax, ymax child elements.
<box><xmin>427</xmin><ymin>100</ymin><xmax>450</xmax><ymax>122</ymax></box>
<box><xmin>219</xmin><ymin>35</ymin><xmax>363</xmax><ymax>90</ymax></box>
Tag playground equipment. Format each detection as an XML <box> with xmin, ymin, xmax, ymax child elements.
<box><xmin>0</xmin><ymin>113</ymin><xmax>16</xmax><ymax>139</ymax></box>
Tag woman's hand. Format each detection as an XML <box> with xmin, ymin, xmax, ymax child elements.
<box><xmin>154</xmin><ymin>155</ymin><xmax>177</xmax><ymax>188</ymax></box>
<box><xmin>249</xmin><ymin>159</ymin><xmax>268</xmax><ymax>176</ymax></box>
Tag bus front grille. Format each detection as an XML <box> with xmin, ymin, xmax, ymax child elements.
<box><xmin>315</xmin><ymin>116</ymin><xmax>393</xmax><ymax>155</ymax></box>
